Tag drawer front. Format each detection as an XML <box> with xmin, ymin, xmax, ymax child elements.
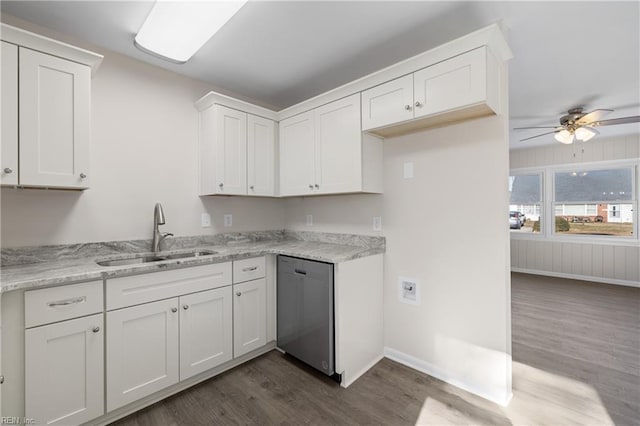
<box><xmin>106</xmin><ymin>262</ymin><xmax>232</xmax><ymax>310</ymax></box>
<box><xmin>25</xmin><ymin>280</ymin><xmax>103</xmax><ymax>328</ymax></box>
<box><xmin>233</xmin><ymin>256</ymin><xmax>266</xmax><ymax>284</ymax></box>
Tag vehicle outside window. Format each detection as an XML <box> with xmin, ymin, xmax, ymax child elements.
<box><xmin>509</xmin><ymin>174</ymin><xmax>542</xmax><ymax>233</ymax></box>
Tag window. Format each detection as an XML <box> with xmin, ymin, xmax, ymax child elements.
<box><xmin>553</xmin><ymin>167</ymin><xmax>635</xmax><ymax>237</ymax></box>
<box><xmin>509</xmin><ymin>173</ymin><xmax>542</xmax><ymax>233</ymax></box>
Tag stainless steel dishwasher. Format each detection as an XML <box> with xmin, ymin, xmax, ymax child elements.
<box><xmin>277</xmin><ymin>255</ymin><xmax>336</xmax><ymax>377</ymax></box>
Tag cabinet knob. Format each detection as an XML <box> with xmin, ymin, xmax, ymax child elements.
<box><xmin>404</xmin><ymin>104</ymin><xmax>412</xmax><ymax>111</ymax></box>
<box><xmin>219</xmin><ymin>183</ymin><xmax>224</xmax><ymax>188</ymax></box>
<box><xmin>183</xmin><ymin>304</ymin><xmax>189</xmax><ymax>310</ymax></box>
<box><xmin>250</xmin><ymin>185</ymin><xmax>254</xmax><ymax>190</ymax></box>
<box><xmin>92</xmin><ymin>326</ymin><xmax>100</xmax><ymax>333</ymax></box>
<box><xmin>236</xmin><ymin>291</ymin><xmax>242</xmax><ymax>297</ymax></box>
<box><xmin>0</xmin><ymin>375</ymin><xmax>4</xmax><ymax>384</ymax></box>
<box><xmin>415</xmin><ymin>101</ymin><xmax>423</xmax><ymax>108</ymax></box>
<box><xmin>171</xmin><ymin>307</ymin><xmax>178</xmax><ymax>313</ymax></box>
<box><xmin>3</xmin><ymin>168</ymin><xmax>12</xmax><ymax>174</ymax></box>
<box><xmin>314</xmin><ymin>184</ymin><xmax>319</xmax><ymax>189</ymax></box>
<box><xmin>308</xmin><ymin>184</ymin><xmax>313</xmax><ymax>189</ymax></box>
<box><xmin>80</xmin><ymin>173</ymin><xmax>87</xmax><ymax>179</ymax></box>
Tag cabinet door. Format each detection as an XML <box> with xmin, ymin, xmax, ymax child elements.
<box><xmin>247</xmin><ymin>114</ymin><xmax>275</xmax><ymax>196</ymax></box>
<box><xmin>233</xmin><ymin>278</ymin><xmax>267</xmax><ymax>357</ymax></box>
<box><xmin>19</xmin><ymin>47</ymin><xmax>91</xmax><ymax>188</ymax></box>
<box><xmin>106</xmin><ymin>298</ymin><xmax>179</xmax><ymax>412</ymax></box>
<box><xmin>279</xmin><ymin>110</ymin><xmax>315</xmax><ymax>196</ymax></box>
<box><xmin>214</xmin><ymin>105</ymin><xmax>247</xmax><ymax>195</ymax></box>
<box><xmin>1</xmin><ymin>42</ymin><xmax>18</xmax><ymax>186</ymax></box>
<box><xmin>413</xmin><ymin>47</ymin><xmax>486</xmax><ymax>118</ymax></box>
<box><xmin>315</xmin><ymin>93</ymin><xmax>362</xmax><ymax>194</ymax></box>
<box><xmin>25</xmin><ymin>314</ymin><xmax>104</xmax><ymax>425</ymax></box>
<box><xmin>361</xmin><ymin>74</ymin><xmax>414</xmax><ymax>130</ymax></box>
<box><xmin>179</xmin><ymin>287</ymin><xmax>233</xmax><ymax>380</ymax></box>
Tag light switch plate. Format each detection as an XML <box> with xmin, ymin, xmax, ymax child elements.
<box><xmin>201</xmin><ymin>213</ymin><xmax>211</xmax><ymax>227</ymax></box>
<box><xmin>306</xmin><ymin>214</ymin><xmax>313</xmax><ymax>226</ymax></box>
<box><xmin>224</xmin><ymin>214</ymin><xmax>232</xmax><ymax>227</ymax></box>
<box><xmin>373</xmin><ymin>216</ymin><xmax>382</xmax><ymax>231</ymax></box>
<box><xmin>403</xmin><ymin>162</ymin><xmax>414</xmax><ymax>179</ymax></box>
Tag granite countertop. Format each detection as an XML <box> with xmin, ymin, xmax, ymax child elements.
<box><xmin>0</xmin><ymin>230</ymin><xmax>385</xmax><ymax>293</ymax></box>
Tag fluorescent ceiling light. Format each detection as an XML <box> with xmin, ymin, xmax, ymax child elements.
<box><xmin>554</xmin><ymin>129</ymin><xmax>575</xmax><ymax>144</ymax></box>
<box><xmin>574</xmin><ymin>126</ymin><xmax>599</xmax><ymax>142</ymax></box>
<box><xmin>135</xmin><ymin>0</ymin><xmax>248</xmax><ymax>63</ymax></box>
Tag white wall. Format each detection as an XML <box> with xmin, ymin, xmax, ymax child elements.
<box><xmin>510</xmin><ymin>135</ymin><xmax>640</xmax><ymax>287</ymax></box>
<box><xmin>0</xmin><ymin>17</ymin><xmax>285</xmax><ymax>247</ymax></box>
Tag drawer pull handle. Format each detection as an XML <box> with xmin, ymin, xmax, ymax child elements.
<box><xmin>47</xmin><ymin>296</ymin><xmax>86</xmax><ymax>307</ymax></box>
<box><xmin>242</xmin><ymin>266</ymin><xmax>258</xmax><ymax>272</ymax></box>
<box><xmin>294</xmin><ymin>269</ymin><xmax>307</xmax><ymax>276</ymax></box>
<box><xmin>92</xmin><ymin>326</ymin><xmax>100</xmax><ymax>333</ymax></box>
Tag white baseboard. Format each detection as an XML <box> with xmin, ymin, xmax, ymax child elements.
<box><xmin>511</xmin><ymin>268</ymin><xmax>639</xmax><ymax>288</ymax></box>
<box><xmin>383</xmin><ymin>347</ymin><xmax>512</xmax><ymax>407</ymax></box>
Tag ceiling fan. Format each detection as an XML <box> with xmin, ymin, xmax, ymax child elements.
<box><xmin>514</xmin><ymin>108</ymin><xmax>640</xmax><ymax>144</ymax></box>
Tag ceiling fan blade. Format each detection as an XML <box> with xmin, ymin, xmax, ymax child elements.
<box><xmin>575</xmin><ymin>109</ymin><xmax>613</xmax><ymax>125</ymax></box>
<box><xmin>592</xmin><ymin>116</ymin><xmax>640</xmax><ymax>127</ymax></box>
<box><xmin>513</xmin><ymin>126</ymin><xmax>559</xmax><ymax>130</ymax></box>
<box><xmin>519</xmin><ymin>130</ymin><xmax>559</xmax><ymax>142</ymax></box>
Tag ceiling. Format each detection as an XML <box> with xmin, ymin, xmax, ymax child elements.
<box><xmin>2</xmin><ymin>1</ymin><xmax>639</xmax><ymax>149</ymax></box>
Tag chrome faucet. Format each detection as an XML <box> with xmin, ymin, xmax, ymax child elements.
<box><xmin>152</xmin><ymin>203</ymin><xmax>173</xmax><ymax>253</ymax></box>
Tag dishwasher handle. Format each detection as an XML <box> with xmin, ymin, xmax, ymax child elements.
<box><xmin>294</xmin><ymin>269</ymin><xmax>307</xmax><ymax>276</ymax></box>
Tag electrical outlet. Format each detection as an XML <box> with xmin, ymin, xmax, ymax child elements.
<box><xmin>224</xmin><ymin>214</ymin><xmax>232</xmax><ymax>227</ymax></box>
<box><xmin>306</xmin><ymin>214</ymin><xmax>313</xmax><ymax>226</ymax></box>
<box><xmin>373</xmin><ymin>216</ymin><xmax>382</xmax><ymax>231</ymax></box>
<box><xmin>403</xmin><ymin>161</ymin><xmax>414</xmax><ymax>179</ymax></box>
<box><xmin>201</xmin><ymin>213</ymin><xmax>211</xmax><ymax>227</ymax></box>
<box><xmin>398</xmin><ymin>276</ymin><xmax>420</xmax><ymax>305</ymax></box>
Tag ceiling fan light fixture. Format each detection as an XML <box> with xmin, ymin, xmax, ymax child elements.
<box><xmin>575</xmin><ymin>126</ymin><xmax>599</xmax><ymax>142</ymax></box>
<box><xmin>554</xmin><ymin>129</ymin><xmax>575</xmax><ymax>144</ymax></box>
<box><xmin>134</xmin><ymin>0</ymin><xmax>247</xmax><ymax>63</ymax></box>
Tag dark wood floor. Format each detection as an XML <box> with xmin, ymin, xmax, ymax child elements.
<box><xmin>113</xmin><ymin>273</ymin><xmax>639</xmax><ymax>426</ymax></box>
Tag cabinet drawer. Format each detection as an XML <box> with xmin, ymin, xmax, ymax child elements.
<box><xmin>25</xmin><ymin>280</ymin><xmax>103</xmax><ymax>328</ymax></box>
<box><xmin>233</xmin><ymin>256</ymin><xmax>266</xmax><ymax>283</ymax></box>
<box><xmin>106</xmin><ymin>262</ymin><xmax>232</xmax><ymax>310</ymax></box>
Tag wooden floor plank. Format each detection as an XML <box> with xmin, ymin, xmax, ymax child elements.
<box><xmin>112</xmin><ymin>273</ymin><xmax>639</xmax><ymax>426</ymax></box>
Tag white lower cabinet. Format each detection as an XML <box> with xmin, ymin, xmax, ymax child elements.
<box><xmin>179</xmin><ymin>287</ymin><xmax>233</xmax><ymax>380</ymax></box>
<box><xmin>25</xmin><ymin>313</ymin><xmax>104</xmax><ymax>425</ymax></box>
<box><xmin>233</xmin><ymin>278</ymin><xmax>267</xmax><ymax>357</ymax></box>
<box><xmin>106</xmin><ymin>298</ymin><xmax>179</xmax><ymax>412</ymax></box>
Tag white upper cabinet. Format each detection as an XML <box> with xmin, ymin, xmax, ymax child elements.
<box><xmin>361</xmin><ymin>74</ymin><xmax>414</xmax><ymax>131</ymax></box>
<box><xmin>1</xmin><ymin>24</ymin><xmax>102</xmax><ymax>189</ymax></box>
<box><xmin>361</xmin><ymin>47</ymin><xmax>499</xmax><ymax>137</ymax></box>
<box><xmin>19</xmin><ymin>48</ymin><xmax>91</xmax><ymax>188</ymax></box>
<box><xmin>198</xmin><ymin>96</ymin><xmax>276</xmax><ymax>196</ymax></box>
<box><xmin>314</xmin><ymin>94</ymin><xmax>363</xmax><ymax>194</ymax></box>
<box><xmin>279</xmin><ymin>94</ymin><xmax>382</xmax><ymax>197</ymax></box>
<box><xmin>247</xmin><ymin>114</ymin><xmax>276</xmax><ymax>196</ymax></box>
<box><xmin>413</xmin><ymin>47</ymin><xmax>490</xmax><ymax>118</ymax></box>
<box><xmin>214</xmin><ymin>105</ymin><xmax>247</xmax><ymax>195</ymax></box>
<box><xmin>1</xmin><ymin>42</ymin><xmax>18</xmax><ymax>186</ymax></box>
<box><xmin>279</xmin><ymin>110</ymin><xmax>316</xmax><ymax>196</ymax></box>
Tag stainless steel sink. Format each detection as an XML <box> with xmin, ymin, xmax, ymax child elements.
<box><xmin>96</xmin><ymin>250</ymin><xmax>217</xmax><ymax>267</ymax></box>
<box><xmin>96</xmin><ymin>256</ymin><xmax>167</xmax><ymax>267</ymax></box>
<box><xmin>164</xmin><ymin>250</ymin><xmax>217</xmax><ymax>259</ymax></box>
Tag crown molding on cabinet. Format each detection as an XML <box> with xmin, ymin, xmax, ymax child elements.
<box><xmin>196</xmin><ymin>23</ymin><xmax>511</xmax><ymax>123</ymax></box>
<box><xmin>1</xmin><ymin>23</ymin><xmax>103</xmax><ymax>74</ymax></box>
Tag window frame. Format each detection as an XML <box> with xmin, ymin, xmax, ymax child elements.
<box><xmin>510</xmin><ymin>159</ymin><xmax>639</xmax><ymax>246</ymax></box>
<box><xmin>508</xmin><ymin>171</ymin><xmax>543</xmax><ymax>235</ymax></box>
